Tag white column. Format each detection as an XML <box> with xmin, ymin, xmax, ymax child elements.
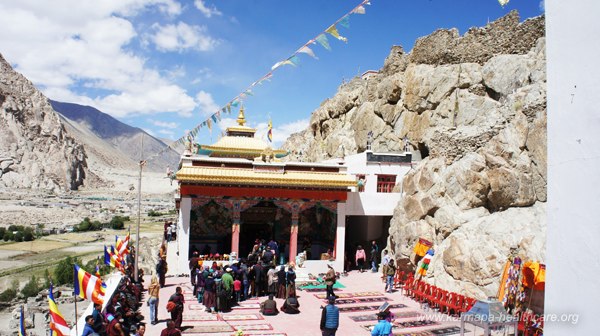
<box><xmin>334</xmin><ymin>202</ymin><xmax>346</xmax><ymax>272</ymax></box>
<box><xmin>177</xmin><ymin>197</ymin><xmax>191</xmax><ymax>275</ymax></box>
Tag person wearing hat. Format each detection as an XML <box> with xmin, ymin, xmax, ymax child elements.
<box><xmin>320</xmin><ymin>296</ymin><xmax>339</xmax><ymax>336</ymax></box>
<box><xmin>325</xmin><ymin>263</ymin><xmax>337</xmax><ymax>299</ymax></box>
<box><xmin>221</xmin><ymin>267</ymin><xmax>234</xmax><ymax>311</ymax></box>
<box><xmin>371</xmin><ymin>311</ymin><xmax>393</xmax><ymax>336</ymax></box>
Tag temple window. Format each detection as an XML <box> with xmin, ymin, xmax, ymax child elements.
<box><xmin>376</xmin><ymin>175</ymin><xmax>396</xmax><ymax>193</ymax></box>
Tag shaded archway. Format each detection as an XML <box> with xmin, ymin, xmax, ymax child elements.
<box><xmin>239</xmin><ymin>201</ymin><xmax>291</xmax><ymax>258</ymax></box>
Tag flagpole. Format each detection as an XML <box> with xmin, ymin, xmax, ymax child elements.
<box><xmin>71</xmin><ymin>278</ymin><xmax>79</xmax><ymax>336</ymax></box>
<box><xmin>134</xmin><ymin>133</ymin><xmax>144</xmax><ymax>283</ymax></box>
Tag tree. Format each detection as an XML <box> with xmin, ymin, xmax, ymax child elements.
<box><xmin>23</xmin><ymin>227</ymin><xmax>34</xmax><ymax>241</ymax></box>
<box><xmin>21</xmin><ymin>275</ymin><xmax>41</xmax><ymax>298</ymax></box>
<box><xmin>14</xmin><ymin>231</ymin><xmax>23</xmax><ymax>242</ymax></box>
<box><xmin>43</xmin><ymin>269</ymin><xmax>52</xmax><ymax>289</ymax></box>
<box><xmin>54</xmin><ymin>256</ymin><xmax>82</xmax><ymax>286</ymax></box>
<box><xmin>110</xmin><ymin>216</ymin><xmax>125</xmax><ymax>230</ymax></box>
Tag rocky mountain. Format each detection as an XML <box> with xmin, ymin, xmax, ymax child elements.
<box><xmin>50</xmin><ymin>101</ymin><xmax>181</xmax><ymax>173</ymax></box>
<box><xmin>282</xmin><ymin>11</ymin><xmax>546</xmax><ymax>298</ymax></box>
<box><xmin>0</xmin><ymin>54</ymin><xmax>88</xmax><ymax>192</ymax></box>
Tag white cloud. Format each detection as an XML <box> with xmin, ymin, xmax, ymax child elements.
<box><xmin>194</xmin><ymin>0</ymin><xmax>222</xmax><ymax>18</ymax></box>
<box><xmin>158</xmin><ymin>129</ymin><xmax>175</xmax><ymax>136</ymax></box>
<box><xmin>149</xmin><ymin>119</ymin><xmax>179</xmax><ymax>129</ymax></box>
<box><xmin>195</xmin><ymin>90</ymin><xmax>220</xmax><ymax>116</ymax></box>
<box><xmin>539</xmin><ymin>0</ymin><xmax>545</xmax><ymax>12</ymax></box>
<box><xmin>0</xmin><ymin>1</ymin><xmax>200</xmax><ymax>118</ymax></box>
<box><xmin>151</xmin><ymin>22</ymin><xmax>217</xmax><ymax>52</ymax></box>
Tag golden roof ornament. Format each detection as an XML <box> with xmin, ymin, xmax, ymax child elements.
<box><xmin>236</xmin><ymin>107</ymin><xmax>246</xmax><ymax>126</ymax></box>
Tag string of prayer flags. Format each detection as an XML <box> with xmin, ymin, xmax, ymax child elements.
<box><xmin>143</xmin><ymin>0</ymin><xmax>371</xmax><ymax>164</ymax></box>
<box><xmin>413</xmin><ymin>238</ymin><xmax>433</xmax><ymax>257</ymax></box>
<box><xmin>498</xmin><ymin>0</ymin><xmax>510</xmax><ymax>7</ymax></box>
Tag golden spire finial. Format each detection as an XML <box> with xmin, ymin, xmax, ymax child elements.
<box><xmin>236</xmin><ymin>106</ymin><xmax>246</xmax><ymax>126</ymax></box>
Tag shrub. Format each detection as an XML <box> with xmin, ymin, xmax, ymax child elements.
<box><xmin>110</xmin><ymin>216</ymin><xmax>126</xmax><ymax>230</ymax></box>
<box><xmin>14</xmin><ymin>232</ymin><xmax>23</xmax><ymax>242</ymax></box>
<box><xmin>0</xmin><ymin>280</ymin><xmax>19</xmax><ymax>302</ymax></box>
<box><xmin>147</xmin><ymin>210</ymin><xmax>162</xmax><ymax>217</ymax></box>
<box><xmin>21</xmin><ymin>275</ymin><xmax>42</xmax><ymax>298</ymax></box>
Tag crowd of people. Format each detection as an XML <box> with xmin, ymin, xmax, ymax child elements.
<box><xmin>187</xmin><ymin>238</ymin><xmax>301</xmax><ymax>315</ymax></box>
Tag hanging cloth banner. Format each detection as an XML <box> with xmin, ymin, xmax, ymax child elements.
<box><xmin>338</xmin><ymin>15</ymin><xmax>350</xmax><ymax>28</ymax></box>
<box><xmin>298</xmin><ymin>45</ymin><xmax>318</xmax><ymax>59</ymax></box>
<box><xmin>417</xmin><ymin>249</ymin><xmax>434</xmax><ymax>276</ymax></box>
<box><xmin>413</xmin><ymin>238</ymin><xmax>433</xmax><ymax>257</ymax></box>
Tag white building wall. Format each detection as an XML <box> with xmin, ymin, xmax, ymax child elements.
<box><xmin>546</xmin><ymin>1</ymin><xmax>600</xmax><ymax>334</ymax></box>
<box><xmin>176</xmin><ymin>197</ymin><xmax>191</xmax><ymax>274</ymax></box>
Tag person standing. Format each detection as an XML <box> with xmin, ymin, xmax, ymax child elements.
<box><xmin>286</xmin><ymin>264</ymin><xmax>297</xmax><ymax>298</ymax></box>
<box><xmin>371</xmin><ymin>312</ymin><xmax>393</xmax><ymax>336</ymax></box>
<box><xmin>320</xmin><ymin>296</ymin><xmax>339</xmax><ymax>336</ymax></box>
<box><xmin>189</xmin><ymin>251</ymin><xmax>199</xmax><ymax>286</ymax></box>
<box><xmin>267</xmin><ymin>265</ymin><xmax>277</xmax><ymax>295</ymax></box>
<box><xmin>156</xmin><ymin>256</ymin><xmax>168</xmax><ymax>288</ymax></box>
<box><xmin>370</xmin><ymin>241</ymin><xmax>379</xmax><ymax>272</ymax></box>
<box><xmin>147</xmin><ymin>276</ymin><xmax>160</xmax><ymax>325</ymax></box>
<box><xmin>384</xmin><ymin>259</ymin><xmax>396</xmax><ymax>293</ymax></box>
<box><xmin>166</xmin><ymin>224</ymin><xmax>173</xmax><ymax>242</ymax></box>
<box><xmin>91</xmin><ymin>302</ymin><xmax>106</xmax><ymax>334</ymax></box>
<box><xmin>324</xmin><ymin>263</ymin><xmax>337</xmax><ymax>299</ymax></box>
<box><xmin>168</xmin><ymin>287</ymin><xmax>185</xmax><ymax>328</ymax></box>
<box><xmin>355</xmin><ymin>245</ymin><xmax>366</xmax><ymax>272</ymax></box>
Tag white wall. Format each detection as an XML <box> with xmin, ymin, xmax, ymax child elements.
<box><xmin>546</xmin><ymin>1</ymin><xmax>600</xmax><ymax>334</ymax></box>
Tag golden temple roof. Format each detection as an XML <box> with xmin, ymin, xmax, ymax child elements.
<box><xmin>176</xmin><ymin>166</ymin><xmax>356</xmax><ymax>188</ymax></box>
<box><xmin>200</xmin><ymin>136</ymin><xmax>287</xmax><ymax>156</ymax></box>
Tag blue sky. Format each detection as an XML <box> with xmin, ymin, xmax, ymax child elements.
<box><xmin>0</xmin><ymin>0</ymin><xmax>544</xmax><ymax>148</ymax></box>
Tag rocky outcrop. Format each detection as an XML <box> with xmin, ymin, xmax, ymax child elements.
<box><xmin>281</xmin><ymin>12</ymin><xmax>546</xmax><ymax>298</ymax></box>
<box><xmin>0</xmin><ymin>53</ymin><xmax>87</xmax><ymax>192</ymax></box>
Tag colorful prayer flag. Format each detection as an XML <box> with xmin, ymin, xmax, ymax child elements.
<box><xmin>267</xmin><ymin>119</ymin><xmax>273</xmax><ymax>143</ymax></box>
<box><xmin>417</xmin><ymin>249</ymin><xmax>434</xmax><ymax>276</ymax></box>
<box><xmin>298</xmin><ymin>45</ymin><xmax>318</xmax><ymax>59</ymax></box>
<box><xmin>338</xmin><ymin>15</ymin><xmax>350</xmax><ymax>29</ymax></box>
<box><xmin>498</xmin><ymin>0</ymin><xmax>510</xmax><ymax>7</ymax></box>
<box><xmin>315</xmin><ymin>34</ymin><xmax>331</xmax><ymax>50</ymax></box>
<box><xmin>116</xmin><ymin>234</ymin><xmax>129</xmax><ymax>257</ymax></box>
<box><xmin>48</xmin><ymin>284</ymin><xmax>70</xmax><ymax>336</ymax></box>
<box><xmin>325</xmin><ymin>25</ymin><xmax>348</xmax><ymax>42</ymax></box>
<box><xmin>19</xmin><ymin>306</ymin><xmax>26</xmax><ymax>336</ymax></box>
<box><xmin>74</xmin><ymin>264</ymin><xmax>106</xmax><ymax>304</ymax></box>
<box><xmin>352</xmin><ymin>5</ymin><xmax>366</xmax><ymax>14</ymax></box>
<box><xmin>104</xmin><ymin>245</ymin><xmax>114</xmax><ymax>267</ymax></box>
<box><xmin>413</xmin><ymin>238</ymin><xmax>433</xmax><ymax>257</ymax></box>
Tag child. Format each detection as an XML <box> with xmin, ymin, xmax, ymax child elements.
<box><xmin>233</xmin><ymin>277</ymin><xmax>242</xmax><ymax>304</ymax></box>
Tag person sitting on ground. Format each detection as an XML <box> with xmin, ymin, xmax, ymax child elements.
<box><xmin>160</xmin><ymin>320</ymin><xmax>181</xmax><ymax>336</ymax></box>
<box><xmin>371</xmin><ymin>311</ymin><xmax>393</xmax><ymax>336</ymax></box>
<box><xmin>280</xmin><ymin>295</ymin><xmax>300</xmax><ymax>314</ymax></box>
<box><xmin>259</xmin><ymin>294</ymin><xmax>279</xmax><ymax>315</ymax></box>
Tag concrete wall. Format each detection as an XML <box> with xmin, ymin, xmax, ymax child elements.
<box><xmin>345</xmin><ymin>192</ymin><xmax>402</xmax><ymax>216</ymax></box>
<box><xmin>546</xmin><ymin>1</ymin><xmax>600</xmax><ymax>334</ymax></box>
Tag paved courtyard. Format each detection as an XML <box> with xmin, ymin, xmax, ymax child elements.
<box><xmin>141</xmin><ymin>268</ymin><xmax>483</xmax><ymax>336</ymax></box>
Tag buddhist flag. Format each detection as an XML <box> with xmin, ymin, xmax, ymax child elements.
<box><xmin>413</xmin><ymin>238</ymin><xmax>433</xmax><ymax>257</ymax></box>
<box><xmin>417</xmin><ymin>249</ymin><xmax>434</xmax><ymax>276</ymax></box>
<box><xmin>48</xmin><ymin>284</ymin><xmax>70</xmax><ymax>336</ymax></box>
<box><xmin>267</xmin><ymin>119</ymin><xmax>273</xmax><ymax>143</ymax></box>
<box><xmin>104</xmin><ymin>245</ymin><xmax>115</xmax><ymax>267</ymax></box>
<box><xmin>74</xmin><ymin>264</ymin><xmax>105</xmax><ymax>304</ymax></box>
<box><xmin>19</xmin><ymin>306</ymin><xmax>26</xmax><ymax>336</ymax></box>
<box><xmin>116</xmin><ymin>234</ymin><xmax>129</xmax><ymax>257</ymax></box>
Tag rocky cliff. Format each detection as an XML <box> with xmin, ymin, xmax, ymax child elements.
<box><xmin>282</xmin><ymin>11</ymin><xmax>546</xmax><ymax>298</ymax></box>
<box><xmin>0</xmin><ymin>53</ymin><xmax>88</xmax><ymax>192</ymax></box>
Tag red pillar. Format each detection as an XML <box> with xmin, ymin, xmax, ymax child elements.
<box><xmin>231</xmin><ymin>223</ymin><xmax>240</xmax><ymax>254</ymax></box>
<box><xmin>289</xmin><ymin>202</ymin><xmax>300</xmax><ymax>264</ymax></box>
<box><xmin>289</xmin><ymin>225</ymin><xmax>298</xmax><ymax>264</ymax></box>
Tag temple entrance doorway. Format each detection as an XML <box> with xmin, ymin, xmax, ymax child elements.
<box><xmin>239</xmin><ymin>201</ymin><xmax>291</xmax><ymax>260</ymax></box>
<box><xmin>298</xmin><ymin>204</ymin><xmax>337</xmax><ymax>261</ymax></box>
<box><xmin>189</xmin><ymin>200</ymin><xmax>232</xmax><ymax>258</ymax></box>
